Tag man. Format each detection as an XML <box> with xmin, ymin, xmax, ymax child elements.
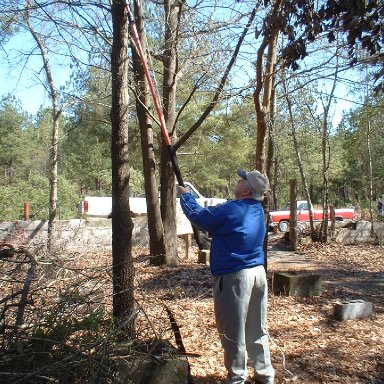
<box><xmin>178</xmin><ymin>169</ymin><xmax>275</xmax><ymax>384</ymax></box>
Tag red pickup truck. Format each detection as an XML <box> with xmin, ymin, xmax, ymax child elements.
<box><xmin>269</xmin><ymin>200</ymin><xmax>355</xmax><ymax>232</ymax></box>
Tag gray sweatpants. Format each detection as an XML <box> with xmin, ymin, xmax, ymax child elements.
<box><xmin>213</xmin><ymin>266</ymin><xmax>275</xmax><ymax>384</ymax></box>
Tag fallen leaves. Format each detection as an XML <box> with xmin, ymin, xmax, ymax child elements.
<box><xmin>1</xmin><ymin>239</ymin><xmax>382</xmax><ymax>383</ymax></box>
<box><xmin>132</xmin><ymin>239</ymin><xmax>383</xmax><ymax>383</ymax></box>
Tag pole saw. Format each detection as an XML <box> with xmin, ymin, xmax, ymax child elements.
<box><xmin>124</xmin><ymin>1</ymin><xmax>208</xmax><ymax>250</ymax></box>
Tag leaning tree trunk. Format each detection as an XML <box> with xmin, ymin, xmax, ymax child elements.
<box><xmin>25</xmin><ymin>7</ymin><xmax>60</xmax><ymax>253</ymax></box>
<box><xmin>152</xmin><ymin>2</ymin><xmax>257</xmax><ymax>264</ymax></box>
<box><xmin>132</xmin><ymin>0</ymin><xmax>166</xmax><ymax>264</ymax></box>
<box><xmin>47</xmin><ymin>114</ymin><xmax>60</xmax><ymax>252</ymax></box>
<box><xmin>111</xmin><ymin>0</ymin><xmax>135</xmax><ymax>338</ymax></box>
<box><xmin>160</xmin><ymin>0</ymin><xmax>184</xmax><ymax>266</ymax></box>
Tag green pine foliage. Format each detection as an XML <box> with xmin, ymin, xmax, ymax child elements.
<box><xmin>336</xmin><ymin>95</ymin><xmax>384</xmax><ymax>206</ymax></box>
<box><xmin>1</xmin><ymin>87</ymin><xmax>382</xmax><ymax>221</ymax></box>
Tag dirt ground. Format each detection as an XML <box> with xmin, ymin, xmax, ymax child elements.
<box><xmin>1</xmin><ymin>235</ymin><xmax>383</xmax><ymax>384</ymax></box>
<box><xmin>134</xmin><ymin>235</ymin><xmax>384</xmax><ymax>384</ymax></box>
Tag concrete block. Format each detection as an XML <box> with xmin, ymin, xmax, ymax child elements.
<box><xmin>334</xmin><ymin>300</ymin><xmax>373</xmax><ymax>321</ymax></box>
<box><xmin>273</xmin><ymin>272</ymin><xmax>322</xmax><ymax>297</ymax></box>
<box><xmin>198</xmin><ymin>249</ymin><xmax>210</xmax><ymax>265</ymax></box>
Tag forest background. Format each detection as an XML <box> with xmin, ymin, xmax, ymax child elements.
<box><xmin>0</xmin><ymin>0</ymin><xmax>383</xmax><ymax>224</ymax></box>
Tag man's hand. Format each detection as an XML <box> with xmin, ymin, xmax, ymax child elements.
<box><xmin>177</xmin><ymin>186</ymin><xmax>188</xmax><ymax>195</ymax></box>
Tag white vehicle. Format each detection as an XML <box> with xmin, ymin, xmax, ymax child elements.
<box><xmin>78</xmin><ymin>182</ymin><xmax>227</xmax><ymax>218</ymax></box>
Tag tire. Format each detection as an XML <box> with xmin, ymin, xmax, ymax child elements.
<box><xmin>278</xmin><ymin>220</ymin><xmax>289</xmax><ymax>233</ymax></box>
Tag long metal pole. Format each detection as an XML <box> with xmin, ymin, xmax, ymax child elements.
<box><xmin>124</xmin><ymin>1</ymin><xmax>184</xmax><ymax>187</ymax></box>
<box><xmin>125</xmin><ymin>1</ymin><xmax>206</xmax><ymax>250</ymax></box>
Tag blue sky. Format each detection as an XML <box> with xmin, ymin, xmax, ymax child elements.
<box><xmin>0</xmin><ymin>32</ymin><xmax>72</xmax><ymax>114</ymax></box>
<box><xmin>1</xmin><ymin>66</ymin><xmax>49</xmax><ymax>113</ymax></box>
<box><xmin>0</xmin><ymin>28</ymin><xmax>358</xmax><ymax>127</ymax></box>
<box><xmin>1</xmin><ymin>56</ymin><xmax>354</xmax><ymax>127</ymax></box>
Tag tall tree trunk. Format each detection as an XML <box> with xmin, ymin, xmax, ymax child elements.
<box><xmin>367</xmin><ymin>121</ymin><xmax>375</xmax><ymax>237</ymax></box>
<box><xmin>320</xmin><ymin>113</ymin><xmax>330</xmax><ymax>242</ymax></box>
<box><xmin>253</xmin><ymin>5</ymin><xmax>280</xmax><ymax>271</ymax></box>
<box><xmin>160</xmin><ymin>0</ymin><xmax>183</xmax><ymax>266</ymax></box>
<box><xmin>25</xmin><ymin>6</ymin><xmax>60</xmax><ymax>253</ymax></box>
<box><xmin>289</xmin><ymin>179</ymin><xmax>298</xmax><ymax>250</ymax></box>
<box><xmin>111</xmin><ymin>0</ymin><xmax>135</xmax><ymax>338</ymax></box>
<box><xmin>272</xmin><ymin>154</ymin><xmax>280</xmax><ymax>211</ymax></box>
<box><xmin>47</xmin><ymin>115</ymin><xmax>60</xmax><ymax>252</ymax></box>
<box><xmin>132</xmin><ymin>0</ymin><xmax>166</xmax><ymax>264</ymax></box>
<box><xmin>254</xmin><ymin>1</ymin><xmax>280</xmax><ymax>172</ymax></box>
<box><xmin>326</xmin><ymin>50</ymin><xmax>342</xmax><ymax>241</ymax></box>
<box><xmin>266</xmin><ymin>80</ymin><xmax>276</xmax><ymax>185</ymax></box>
<box><xmin>282</xmin><ymin>72</ymin><xmax>316</xmax><ymax>238</ymax></box>
<box><xmin>320</xmin><ymin>68</ymin><xmax>338</xmax><ymax>243</ymax></box>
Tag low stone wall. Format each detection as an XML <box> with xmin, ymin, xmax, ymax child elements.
<box><xmin>335</xmin><ymin>221</ymin><xmax>384</xmax><ymax>245</ymax></box>
<box><xmin>0</xmin><ymin>217</ymin><xmax>149</xmax><ymax>251</ymax></box>
<box><xmin>1</xmin><ymin>219</ymin><xmax>382</xmax><ymax>252</ymax></box>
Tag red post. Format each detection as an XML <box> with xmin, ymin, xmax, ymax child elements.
<box><xmin>24</xmin><ymin>202</ymin><xmax>30</xmax><ymax>221</ymax></box>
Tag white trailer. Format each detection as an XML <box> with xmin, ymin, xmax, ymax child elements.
<box><xmin>78</xmin><ymin>182</ymin><xmax>226</xmax><ymax>218</ymax></box>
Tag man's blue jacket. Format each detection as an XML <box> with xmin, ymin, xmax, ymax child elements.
<box><xmin>180</xmin><ymin>193</ymin><xmax>266</xmax><ymax>276</ymax></box>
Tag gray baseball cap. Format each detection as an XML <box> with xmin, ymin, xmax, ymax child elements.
<box><xmin>237</xmin><ymin>169</ymin><xmax>270</xmax><ymax>198</ymax></box>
